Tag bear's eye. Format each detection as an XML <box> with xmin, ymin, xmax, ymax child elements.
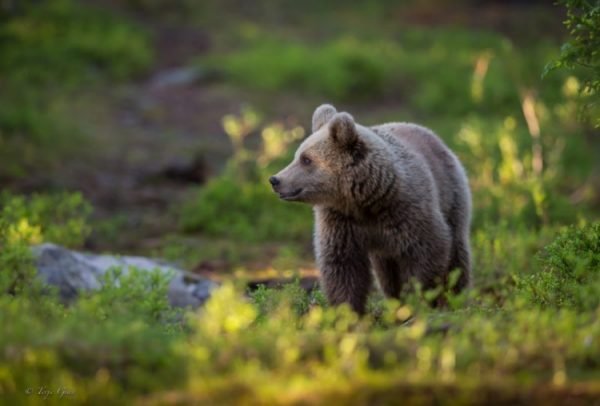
<box><xmin>300</xmin><ymin>155</ymin><xmax>312</xmax><ymax>166</ymax></box>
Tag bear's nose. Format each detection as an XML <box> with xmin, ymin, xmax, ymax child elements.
<box><xmin>269</xmin><ymin>176</ymin><xmax>280</xmax><ymax>187</ymax></box>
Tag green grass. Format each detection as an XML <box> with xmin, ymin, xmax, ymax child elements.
<box><xmin>0</xmin><ymin>0</ymin><xmax>152</xmax><ymax>179</ymax></box>
<box><xmin>0</xmin><ymin>0</ymin><xmax>151</xmax><ymax>85</ymax></box>
<box><xmin>202</xmin><ymin>37</ymin><xmax>402</xmax><ymax>101</ymax></box>
<box><xmin>202</xmin><ymin>27</ymin><xmax>567</xmax><ymax>110</ymax></box>
<box><xmin>1</xmin><ymin>197</ymin><xmax>599</xmax><ymax>403</ymax></box>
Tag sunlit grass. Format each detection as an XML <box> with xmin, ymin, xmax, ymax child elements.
<box><xmin>1</xmin><ymin>193</ymin><xmax>599</xmax><ymax>403</ymax></box>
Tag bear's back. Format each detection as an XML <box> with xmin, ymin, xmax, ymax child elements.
<box><xmin>370</xmin><ymin>123</ymin><xmax>466</xmax><ymax>219</ymax></box>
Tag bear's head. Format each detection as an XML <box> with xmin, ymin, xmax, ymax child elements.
<box><xmin>269</xmin><ymin>104</ymin><xmax>374</xmax><ymax>207</ymax></box>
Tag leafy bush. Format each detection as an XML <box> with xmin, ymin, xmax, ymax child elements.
<box><xmin>544</xmin><ymin>0</ymin><xmax>600</xmax><ymax>124</ymax></box>
<box><xmin>159</xmin><ymin>281</ymin><xmax>600</xmax><ymax>404</ymax></box>
<box><xmin>250</xmin><ymin>279</ymin><xmax>326</xmax><ymax>321</ymax></box>
<box><xmin>0</xmin><ymin>192</ymin><xmax>92</xmax><ymax>248</ymax></box>
<box><xmin>520</xmin><ymin>222</ymin><xmax>600</xmax><ymax>310</ymax></box>
<box><xmin>180</xmin><ymin>116</ymin><xmax>313</xmax><ymax>242</ymax></box>
<box><xmin>202</xmin><ymin>37</ymin><xmax>402</xmax><ymax>101</ymax></box>
<box><xmin>0</xmin><ymin>274</ymin><xmax>186</xmax><ymax>404</ymax></box>
<box><xmin>451</xmin><ymin>112</ymin><xmax>594</xmax><ymax>229</ymax></box>
<box><xmin>0</xmin><ymin>192</ymin><xmax>92</xmax><ymax>295</ymax></box>
<box><xmin>180</xmin><ymin>170</ymin><xmax>312</xmax><ymax>242</ymax></box>
<box><xmin>204</xmin><ymin>27</ymin><xmax>567</xmax><ymax>112</ymax></box>
<box><xmin>0</xmin><ymin>239</ymin><xmax>37</xmax><ymax>296</ymax></box>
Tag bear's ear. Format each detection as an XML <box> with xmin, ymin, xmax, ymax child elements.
<box><xmin>312</xmin><ymin>104</ymin><xmax>337</xmax><ymax>133</ymax></box>
<box><xmin>329</xmin><ymin>112</ymin><xmax>358</xmax><ymax>147</ymax></box>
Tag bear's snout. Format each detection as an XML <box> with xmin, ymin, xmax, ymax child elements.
<box><xmin>269</xmin><ymin>176</ymin><xmax>280</xmax><ymax>189</ymax></box>
<box><xmin>270</xmin><ymin>174</ymin><xmax>304</xmax><ymax>201</ymax></box>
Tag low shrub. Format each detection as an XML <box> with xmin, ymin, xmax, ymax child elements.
<box><xmin>0</xmin><ymin>192</ymin><xmax>92</xmax><ymax>248</ymax></box>
<box><xmin>519</xmin><ymin>222</ymin><xmax>600</xmax><ymax>310</ymax></box>
<box><xmin>201</xmin><ymin>37</ymin><xmax>402</xmax><ymax>101</ymax></box>
<box><xmin>1</xmin><ymin>195</ymin><xmax>600</xmax><ymax>403</ymax></box>
<box><xmin>180</xmin><ymin>117</ymin><xmax>313</xmax><ymax>243</ymax></box>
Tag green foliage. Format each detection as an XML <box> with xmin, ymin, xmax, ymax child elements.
<box><xmin>0</xmin><ymin>197</ymin><xmax>185</xmax><ymax>403</ymax></box>
<box><xmin>520</xmin><ymin>222</ymin><xmax>600</xmax><ymax>310</ymax></box>
<box><xmin>0</xmin><ymin>240</ymin><xmax>37</xmax><ymax>295</ymax></box>
<box><xmin>0</xmin><ymin>192</ymin><xmax>92</xmax><ymax>296</ymax></box>
<box><xmin>0</xmin><ymin>90</ymin><xmax>82</xmax><ymax>179</ymax></box>
<box><xmin>0</xmin><ymin>0</ymin><xmax>152</xmax><ymax>85</ymax></box>
<box><xmin>204</xmin><ymin>27</ymin><xmax>564</xmax><ymax>111</ymax></box>
<box><xmin>204</xmin><ymin>37</ymin><xmax>399</xmax><ymax>101</ymax></box>
<box><xmin>180</xmin><ymin>117</ymin><xmax>313</xmax><ymax>243</ymax></box>
<box><xmin>2</xmin><ymin>199</ymin><xmax>600</xmax><ymax>403</ymax></box>
<box><xmin>167</xmin><ymin>280</ymin><xmax>600</xmax><ymax>404</ymax></box>
<box><xmin>0</xmin><ymin>0</ymin><xmax>153</xmax><ymax>179</ymax></box>
<box><xmin>453</xmin><ymin>115</ymin><xmax>592</xmax><ymax>229</ymax></box>
<box><xmin>0</xmin><ymin>276</ymin><xmax>185</xmax><ymax>404</ymax></box>
<box><xmin>153</xmin><ymin>223</ymin><xmax>598</xmax><ymax>402</ymax></box>
<box><xmin>544</xmin><ymin>0</ymin><xmax>600</xmax><ymax>124</ymax></box>
<box><xmin>0</xmin><ymin>192</ymin><xmax>92</xmax><ymax>248</ymax></box>
<box><xmin>180</xmin><ymin>168</ymin><xmax>312</xmax><ymax>242</ymax></box>
<box><xmin>250</xmin><ymin>279</ymin><xmax>327</xmax><ymax>321</ymax></box>
<box><xmin>81</xmin><ymin>267</ymin><xmax>180</xmax><ymax>326</ymax></box>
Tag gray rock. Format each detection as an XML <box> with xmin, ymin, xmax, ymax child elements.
<box><xmin>32</xmin><ymin>243</ymin><xmax>217</xmax><ymax>308</ymax></box>
<box><xmin>149</xmin><ymin>66</ymin><xmax>203</xmax><ymax>89</ymax></box>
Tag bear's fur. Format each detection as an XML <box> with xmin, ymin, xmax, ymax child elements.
<box><xmin>270</xmin><ymin>104</ymin><xmax>471</xmax><ymax>314</ymax></box>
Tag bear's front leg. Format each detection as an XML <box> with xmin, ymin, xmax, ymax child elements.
<box><xmin>315</xmin><ymin>209</ymin><xmax>372</xmax><ymax>315</ymax></box>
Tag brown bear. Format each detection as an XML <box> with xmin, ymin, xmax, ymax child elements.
<box><xmin>270</xmin><ymin>104</ymin><xmax>472</xmax><ymax>314</ymax></box>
